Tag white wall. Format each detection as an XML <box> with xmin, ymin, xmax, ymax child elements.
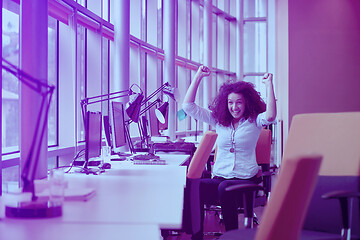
<box><xmin>276</xmin><ymin>0</ymin><xmax>360</xmax><ymax>156</ymax></box>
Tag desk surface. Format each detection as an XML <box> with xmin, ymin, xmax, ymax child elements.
<box><xmin>110</xmin><ymin>152</ymin><xmax>189</xmax><ymax>166</ymax></box>
<box><xmin>0</xmin><ymin>153</ymin><xmax>189</xmax><ymax>240</ymax></box>
<box><xmin>0</xmin><ymin>220</ymin><xmax>160</xmax><ymax>240</ymax></box>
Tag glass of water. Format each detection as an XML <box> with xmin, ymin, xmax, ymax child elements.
<box><xmin>49</xmin><ymin>168</ymin><xmax>65</xmax><ymax>203</ymax></box>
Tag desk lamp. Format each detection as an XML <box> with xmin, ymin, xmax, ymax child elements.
<box><xmin>125</xmin><ymin>82</ymin><xmax>178</xmax><ymax>123</ymax></box>
<box><xmin>80</xmin><ymin>84</ymin><xmax>142</xmax><ymax>127</ymax></box>
<box><xmin>127</xmin><ymin>99</ymin><xmax>163</xmax><ymax>151</ymax></box>
<box><xmin>126</xmin><ymin>82</ymin><xmax>179</xmax><ymax>151</ymax></box>
<box><xmin>2</xmin><ymin>58</ymin><xmax>58</xmax><ymax>218</ymax></box>
<box><xmin>80</xmin><ymin>84</ymin><xmax>141</xmax><ymax>172</ymax></box>
<box><xmin>155</xmin><ymin>102</ymin><xmax>169</xmax><ymax>124</ymax></box>
<box><xmin>125</xmin><ymin>92</ymin><xmax>144</xmax><ymax>123</ymax></box>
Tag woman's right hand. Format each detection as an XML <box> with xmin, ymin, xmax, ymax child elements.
<box><xmin>184</xmin><ymin>65</ymin><xmax>211</xmax><ymax>103</ymax></box>
<box><xmin>195</xmin><ymin>65</ymin><xmax>211</xmax><ymax>79</ymax></box>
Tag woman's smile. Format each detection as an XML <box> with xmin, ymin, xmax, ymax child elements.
<box><xmin>228</xmin><ymin>92</ymin><xmax>245</xmax><ymax>120</ymax></box>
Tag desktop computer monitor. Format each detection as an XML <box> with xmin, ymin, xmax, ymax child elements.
<box><xmin>110</xmin><ymin>101</ymin><xmax>127</xmax><ymax>154</ymax></box>
<box><xmin>85</xmin><ymin>111</ymin><xmax>102</xmax><ymax>162</ymax></box>
<box><xmin>103</xmin><ymin>115</ymin><xmax>112</xmax><ymax>147</ymax></box>
<box><xmin>149</xmin><ymin>107</ymin><xmax>160</xmax><ymax>137</ymax></box>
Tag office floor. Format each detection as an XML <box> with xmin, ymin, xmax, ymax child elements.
<box><xmin>165</xmin><ymin>140</ymin><xmax>277</xmax><ymax>239</ymax></box>
<box><xmin>165</xmin><ymin>169</ymin><xmax>279</xmax><ymax>240</ymax></box>
<box><xmin>165</xmin><ymin>206</ymin><xmax>265</xmax><ymax>240</ymax></box>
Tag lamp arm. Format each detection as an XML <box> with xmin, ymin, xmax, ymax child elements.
<box><xmin>2</xmin><ymin>58</ymin><xmax>55</xmax><ymax>198</ymax></box>
<box><xmin>141</xmin><ymin>82</ymin><xmax>170</xmax><ymax>106</ymax></box>
<box><xmin>21</xmin><ymin>88</ymin><xmax>55</xmax><ymax>197</ymax></box>
<box><xmin>80</xmin><ymin>89</ymin><xmax>133</xmax><ymax>107</ymax></box>
<box><xmin>80</xmin><ymin>89</ymin><xmax>134</xmax><ymax>131</ymax></box>
<box><xmin>139</xmin><ymin>99</ymin><xmax>161</xmax><ymax>116</ymax></box>
<box><xmin>2</xmin><ymin>58</ymin><xmax>54</xmax><ymax>94</ymax></box>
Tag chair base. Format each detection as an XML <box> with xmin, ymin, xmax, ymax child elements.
<box><xmin>218</xmin><ymin>228</ymin><xmax>257</xmax><ymax>240</ymax></box>
<box><xmin>300</xmin><ymin>230</ymin><xmax>347</xmax><ymax>240</ymax></box>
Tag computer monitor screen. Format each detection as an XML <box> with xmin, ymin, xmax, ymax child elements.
<box><xmin>149</xmin><ymin>107</ymin><xmax>160</xmax><ymax>137</ymax></box>
<box><xmin>85</xmin><ymin>111</ymin><xmax>102</xmax><ymax>162</ymax></box>
<box><xmin>110</xmin><ymin>101</ymin><xmax>127</xmax><ymax>153</ymax></box>
<box><xmin>141</xmin><ymin>115</ymin><xmax>149</xmax><ymax>139</ymax></box>
<box><xmin>103</xmin><ymin>115</ymin><xmax>112</xmax><ymax>147</ymax></box>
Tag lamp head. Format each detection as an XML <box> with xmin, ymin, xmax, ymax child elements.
<box><xmin>163</xmin><ymin>85</ymin><xmax>180</xmax><ymax>102</ymax></box>
<box><xmin>125</xmin><ymin>93</ymin><xmax>144</xmax><ymax>123</ymax></box>
<box><xmin>155</xmin><ymin>102</ymin><xmax>169</xmax><ymax>124</ymax></box>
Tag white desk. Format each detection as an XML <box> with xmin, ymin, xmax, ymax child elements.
<box><xmin>110</xmin><ymin>153</ymin><xmax>189</xmax><ymax>166</ymax></box>
<box><xmin>0</xmin><ymin>153</ymin><xmax>189</xmax><ymax>240</ymax></box>
<box><xmin>0</xmin><ymin>220</ymin><xmax>160</xmax><ymax>240</ymax></box>
<box><xmin>106</xmin><ymin>153</ymin><xmax>188</xmax><ymax>180</ymax></box>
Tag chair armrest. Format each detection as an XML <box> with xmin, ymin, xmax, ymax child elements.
<box><xmin>321</xmin><ymin>190</ymin><xmax>360</xmax><ymax>230</ymax></box>
<box><xmin>225</xmin><ymin>183</ymin><xmax>264</xmax><ymax>194</ymax></box>
<box><xmin>322</xmin><ymin>190</ymin><xmax>360</xmax><ymax>200</ymax></box>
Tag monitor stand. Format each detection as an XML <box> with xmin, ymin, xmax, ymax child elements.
<box><xmin>76</xmin><ymin>167</ymin><xmax>102</xmax><ymax>175</ymax></box>
<box><xmin>75</xmin><ymin>157</ymin><xmax>103</xmax><ymax>175</ymax></box>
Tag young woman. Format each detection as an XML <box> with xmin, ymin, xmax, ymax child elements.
<box><xmin>182</xmin><ymin>65</ymin><xmax>276</xmax><ymax>240</ymax></box>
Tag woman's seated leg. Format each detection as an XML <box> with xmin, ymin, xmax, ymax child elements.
<box><xmin>191</xmin><ymin>178</ymin><xmax>223</xmax><ymax>240</ymax></box>
<box><xmin>218</xmin><ymin>179</ymin><xmax>258</xmax><ymax>231</ymax></box>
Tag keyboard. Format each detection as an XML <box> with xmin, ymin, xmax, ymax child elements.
<box><xmin>133</xmin><ymin>159</ymin><xmax>166</xmax><ymax>165</ymax></box>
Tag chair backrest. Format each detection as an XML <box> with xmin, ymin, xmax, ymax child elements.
<box><xmin>282</xmin><ymin>112</ymin><xmax>360</xmax><ymax>235</ymax></box>
<box><xmin>256</xmin><ymin>128</ymin><xmax>272</xmax><ymax>165</ymax></box>
<box><xmin>187</xmin><ymin>131</ymin><xmax>218</xmax><ymax>179</ymax></box>
<box><xmin>283</xmin><ymin>112</ymin><xmax>360</xmax><ymax>176</ymax></box>
<box><xmin>255</xmin><ymin>155</ymin><xmax>322</xmax><ymax>240</ymax></box>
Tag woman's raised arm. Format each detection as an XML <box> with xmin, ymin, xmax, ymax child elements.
<box><xmin>262</xmin><ymin>73</ymin><xmax>277</xmax><ymax>122</ymax></box>
<box><xmin>183</xmin><ymin>65</ymin><xmax>211</xmax><ymax>103</ymax></box>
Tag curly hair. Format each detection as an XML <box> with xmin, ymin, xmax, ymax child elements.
<box><xmin>209</xmin><ymin>80</ymin><xmax>266</xmax><ymax>127</ymax></box>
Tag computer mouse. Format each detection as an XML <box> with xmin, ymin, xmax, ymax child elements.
<box><xmin>101</xmin><ymin>162</ymin><xmax>111</xmax><ymax>169</ymax></box>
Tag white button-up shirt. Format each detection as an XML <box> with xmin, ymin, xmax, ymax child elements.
<box><xmin>183</xmin><ymin>102</ymin><xmax>272</xmax><ymax>179</ymax></box>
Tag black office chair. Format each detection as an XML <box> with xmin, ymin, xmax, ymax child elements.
<box><xmin>204</xmin><ymin>128</ymin><xmax>273</xmax><ymax>234</ymax></box>
<box><xmin>219</xmin><ymin>155</ymin><xmax>323</xmax><ymax>240</ymax></box>
<box><xmin>221</xmin><ymin>113</ymin><xmax>360</xmax><ymax>240</ymax></box>
<box><xmin>281</xmin><ymin>113</ymin><xmax>360</xmax><ymax>240</ymax></box>
<box><xmin>161</xmin><ymin>131</ymin><xmax>218</xmax><ymax>239</ymax></box>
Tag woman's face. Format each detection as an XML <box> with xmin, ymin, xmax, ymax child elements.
<box><xmin>227</xmin><ymin>92</ymin><xmax>246</xmax><ymax>120</ymax></box>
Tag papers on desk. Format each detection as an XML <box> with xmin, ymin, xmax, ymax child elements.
<box><xmin>36</xmin><ymin>187</ymin><xmax>96</xmax><ymax>202</ymax></box>
<box><xmin>35</xmin><ymin>177</ymin><xmax>96</xmax><ymax>202</ymax></box>
<box><xmin>151</xmin><ymin>136</ymin><xmax>169</xmax><ymax>142</ymax></box>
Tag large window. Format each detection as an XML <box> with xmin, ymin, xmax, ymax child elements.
<box><xmin>2</xmin><ymin>2</ymin><xmax>58</xmax><ymax>154</ymax></box>
<box><xmin>243</xmin><ymin>0</ymin><xmax>269</xmax><ymax>100</ymax></box>
<box><xmin>2</xmin><ymin>1</ymin><xmax>20</xmax><ymax>154</ymax></box>
<box><xmin>48</xmin><ymin>16</ymin><xmax>58</xmax><ymax>147</ymax></box>
<box><xmin>1</xmin><ymin>0</ymin><xmax>275</xmax><ymax>185</ymax></box>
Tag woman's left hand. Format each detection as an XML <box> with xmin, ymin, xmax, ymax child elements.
<box><xmin>262</xmin><ymin>73</ymin><xmax>273</xmax><ymax>85</ymax></box>
<box><xmin>196</xmin><ymin>65</ymin><xmax>211</xmax><ymax>79</ymax></box>
<box><xmin>262</xmin><ymin>73</ymin><xmax>277</xmax><ymax>122</ymax></box>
